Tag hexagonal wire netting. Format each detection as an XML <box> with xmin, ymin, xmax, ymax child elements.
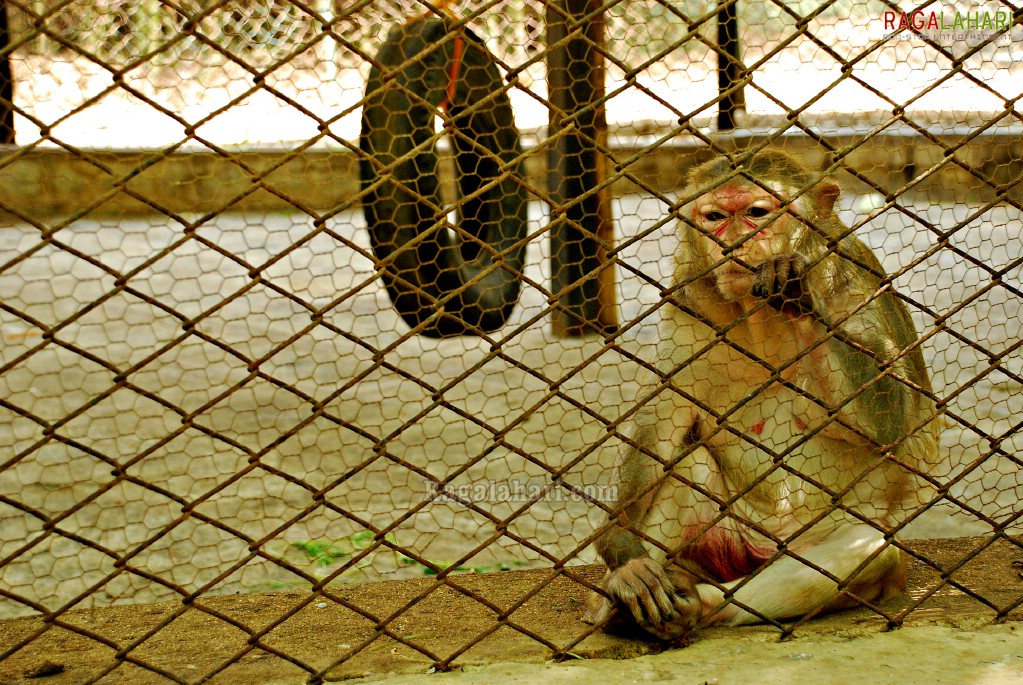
<box><xmin>0</xmin><ymin>0</ymin><xmax>1021</xmax><ymax>681</ymax></box>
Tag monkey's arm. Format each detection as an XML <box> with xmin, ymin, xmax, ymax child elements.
<box><xmin>599</xmin><ymin>332</ymin><xmax>706</xmax><ymax>569</ymax></box>
<box><xmin>594</xmin><ymin>425</ymin><xmax>663</xmax><ymax>568</ymax></box>
<box><xmin>587</xmin><ymin>386</ymin><xmax>705</xmax><ymax>639</ymax></box>
<box><xmin>753</xmin><ymin>235</ymin><xmax>935</xmax><ymax>452</ymax></box>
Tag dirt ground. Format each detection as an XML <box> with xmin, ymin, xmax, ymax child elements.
<box><xmin>0</xmin><ymin>535</ymin><xmax>1020</xmax><ymax>684</ymax></box>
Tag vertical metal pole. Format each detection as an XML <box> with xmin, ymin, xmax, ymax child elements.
<box><xmin>0</xmin><ymin>0</ymin><xmax>15</xmax><ymax>144</ymax></box>
<box><xmin>546</xmin><ymin>0</ymin><xmax>616</xmax><ymax>337</ymax></box>
<box><xmin>316</xmin><ymin>0</ymin><xmax>337</xmax><ymax>82</ymax></box>
<box><xmin>716</xmin><ymin>0</ymin><xmax>744</xmax><ymax>131</ymax></box>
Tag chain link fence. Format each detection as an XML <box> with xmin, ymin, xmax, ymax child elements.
<box><xmin>1</xmin><ymin>0</ymin><xmax>1022</xmax><ymax>681</ymax></box>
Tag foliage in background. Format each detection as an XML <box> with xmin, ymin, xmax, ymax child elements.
<box><xmin>286</xmin><ymin>532</ymin><xmax>529</xmax><ymax>579</ymax></box>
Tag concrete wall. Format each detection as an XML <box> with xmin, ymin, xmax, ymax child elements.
<box><xmin>1</xmin><ymin>127</ymin><xmax>1019</xmax><ymax>222</ymax></box>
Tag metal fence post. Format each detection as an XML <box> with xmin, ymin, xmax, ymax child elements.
<box><xmin>0</xmin><ymin>0</ymin><xmax>14</xmax><ymax>144</ymax></box>
<box><xmin>546</xmin><ymin>0</ymin><xmax>617</xmax><ymax>337</ymax></box>
<box><xmin>717</xmin><ymin>0</ymin><xmax>744</xmax><ymax>131</ymax></box>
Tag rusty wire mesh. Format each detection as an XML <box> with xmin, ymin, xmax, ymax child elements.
<box><xmin>1</xmin><ymin>0</ymin><xmax>1022</xmax><ymax>681</ymax></box>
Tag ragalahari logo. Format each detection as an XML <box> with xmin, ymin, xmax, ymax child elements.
<box><xmin>883</xmin><ymin>9</ymin><xmax>1011</xmax><ymax>32</ymax></box>
<box><xmin>882</xmin><ymin>8</ymin><xmax>1017</xmax><ymax>42</ymax></box>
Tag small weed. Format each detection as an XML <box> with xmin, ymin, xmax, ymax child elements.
<box><xmin>290</xmin><ymin>540</ymin><xmax>350</xmax><ymax>566</ymax></box>
<box><xmin>288</xmin><ymin>531</ymin><xmax>397</xmax><ymax>571</ymax></box>
<box><xmin>280</xmin><ymin>533</ymin><xmax>529</xmax><ymax>580</ymax></box>
<box><xmin>399</xmin><ymin>557</ymin><xmax>530</xmax><ymax>576</ymax></box>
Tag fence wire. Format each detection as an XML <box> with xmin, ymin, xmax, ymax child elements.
<box><xmin>1</xmin><ymin>0</ymin><xmax>1022</xmax><ymax>682</ymax></box>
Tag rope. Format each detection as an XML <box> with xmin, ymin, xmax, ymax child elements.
<box><xmin>439</xmin><ymin>32</ymin><xmax>465</xmax><ymax>112</ymax></box>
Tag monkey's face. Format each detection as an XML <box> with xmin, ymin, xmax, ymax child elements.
<box><xmin>690</xmin><ymin>182</ymin><xmax>791</xmax><ymax>301</ymax></box>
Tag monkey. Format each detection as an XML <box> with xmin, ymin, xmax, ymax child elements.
<box><xmin>584</xmin><ymin>149</ymin><xmax>940</xmax><ymax>640</ymax></box>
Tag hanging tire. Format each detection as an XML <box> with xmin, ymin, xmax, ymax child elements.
<box><xmin>359</xmin><ymin>16</ymin><xmax>529</xmax><ymax>338</ymax></box>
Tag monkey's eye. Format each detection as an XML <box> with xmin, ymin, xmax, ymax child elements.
<box><xmin>748</xmin><ymin>206</ymin><xmax>772</xmax><ymax>219</ymax></box>
<box><xmin>703</xmin><ymin>211</ymin><xmax>727</xmax><ymax>222</ymax></box>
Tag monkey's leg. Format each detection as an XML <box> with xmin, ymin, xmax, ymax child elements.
<box><xmin>696</xmin><ymin>523</ymin><xmax>906</xmax><ymax>626</ymax></box>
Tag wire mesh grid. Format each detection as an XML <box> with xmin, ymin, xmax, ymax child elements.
<box><xmin>1</xmin><ymin>0</ymin><xmax>1022</xmax><ymax>681</ymax></box>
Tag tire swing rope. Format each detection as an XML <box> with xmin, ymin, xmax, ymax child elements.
<box><xmin>438</xmin><ymin>31</ymin><xmax>464</xmax><ymax>113</ymax></box>
<box><xmin>359</xmin><ymin>15</ymin><xmax>529</xmax><ymax>338</ymax></box>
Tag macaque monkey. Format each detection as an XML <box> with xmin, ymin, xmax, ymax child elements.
<box><xmin>585</xmin><ymin>149</ymin><xmax>939</xmax><ymax>640</ymax></box>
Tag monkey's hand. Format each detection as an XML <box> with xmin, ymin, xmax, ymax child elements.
<box><xmin>752</xmin><ymin>254</ymin><xmax>816</xmax><ymax>317</ymax></box>
<box><xmin>584</xmin><ymin>557</ymin><xmax>702</xmax><ymax>640</ymax></box>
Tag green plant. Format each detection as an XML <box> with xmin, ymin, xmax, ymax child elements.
<box><xmin>289</xmin><ymin>531</ymin><xmax>396</xmax><ymax>568</ymax></box>
<box><xmin>285</xmin><ymin>532</ymin><xmax>530</xmax><ymax>579</ymax></box>
<box><xmin>399</xmin><ymin>556</ymin><xmax>530</xmax><ymax>576</ymax></box>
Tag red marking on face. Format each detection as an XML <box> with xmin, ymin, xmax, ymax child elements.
<box><xmin>679</xmin><ymin>525</ymin><xmax>774</xmax><ymax>583</ymax></box>
<box><xmin>752</xmin><ymin>420</ymin><xmax>765</xmax><ymax>435</ymax></box>
<box><xmin>713</xmin><ymin>217</ymin><xmax>764</xmax><ymax>240</ymax></box>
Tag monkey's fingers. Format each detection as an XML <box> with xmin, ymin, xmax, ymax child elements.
<box><xmin>669</xmin><ymin>589</ymin><xmax>702</xmax><ymax>631</ymax></box>
<box><xmin>754</xmin><ymin>255</ymin><xmax>815</xmax><ymax>316</ymax></box>
<box><xmin>611</xmin><ymin>558</ymin><xmax>679</xmax><ymax>627</ymax></box>
<box><xmin>639</xmin><ymin>582</ymin><xmax>699</xmax><ymax>640</ymax></box>
<box><xmin>635</xmin><ymin>558</ymin><xmax>681</xmax><ymax>623</ymax></box>
<box><xmin>751</xmin><ymin>258</ymin><xmax>781</xmax><ymax>300</ymax></box>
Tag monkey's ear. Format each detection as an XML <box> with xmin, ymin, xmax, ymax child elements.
<box><xmin>814</xmin><ymin>180</ymin><xmax>841</xmax><ymax>215</ymax></box>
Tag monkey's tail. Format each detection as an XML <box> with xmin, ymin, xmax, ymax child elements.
<box><xmin>359</xmin><ymin>15</ymin><xmax>529</xmax><ymax>337</ymax></box>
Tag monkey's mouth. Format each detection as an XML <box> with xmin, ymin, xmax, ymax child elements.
<box><xmin>714</xmin><ymin>262</ymin><xmax>756</xmax><ymax>300</ymax></box>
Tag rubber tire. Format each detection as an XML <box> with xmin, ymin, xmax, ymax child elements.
<box><xmin>359</xmin><ymin>16</ymin><xmax>529</xmax><ymax>337</ymax></box>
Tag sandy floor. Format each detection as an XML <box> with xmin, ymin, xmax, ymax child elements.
<box><xmin>1</xmin><ymin>191</ymin><xmax>1021</xmax><ymax>620</ymax></box>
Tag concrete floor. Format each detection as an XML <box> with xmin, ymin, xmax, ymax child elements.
<box><xmin>354</xmin><ymin>623</ymin><xmax>1023</xmax><ymax>685</ymax></box>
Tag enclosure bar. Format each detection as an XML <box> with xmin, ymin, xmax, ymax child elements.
<box><xmin>0</xmin><ymin>0</ymin><xmax>14</xmax><ymax>144</ymax></box>
<box><xmin>546</xmin><ymin>0</ymin><xmax>617</xmax><ymax>337</ymax></box>
<box><xmin>716</xmin><ymin>0</ymin><xmax>745</xmax><ymax>131</ymax></box>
